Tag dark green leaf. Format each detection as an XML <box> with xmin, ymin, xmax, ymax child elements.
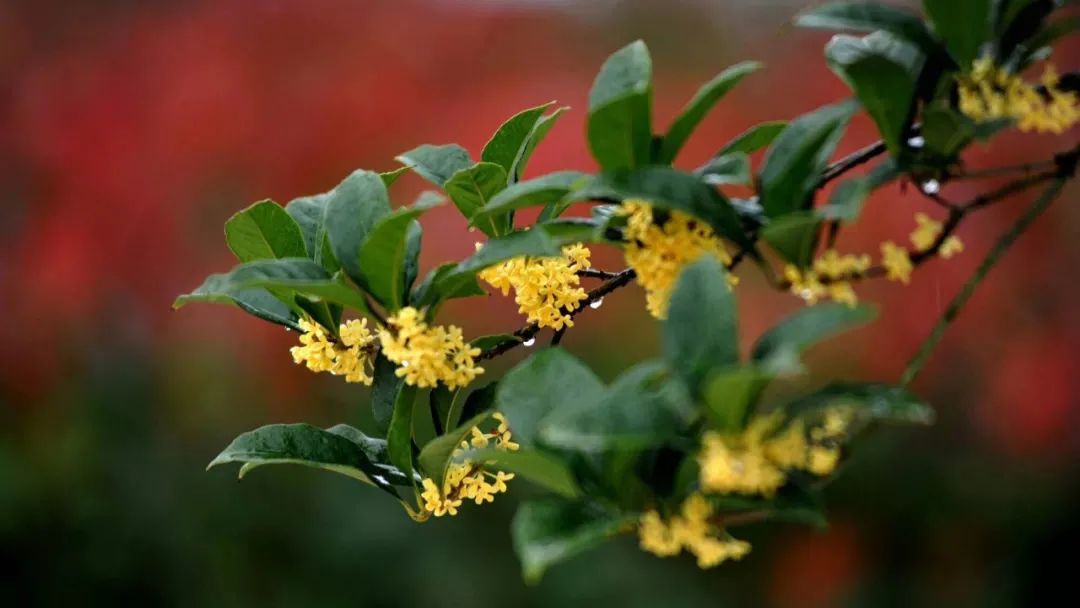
<box><xmin>284</xmin><ymin>194</ymin><xmax>329</xmax><ymax>260</ymax></box>
<box><xmin>759</xmin><ymin>100</ymin><xmax>856</xmax><ymax>218</ymax></box>
<box><xmin>324</xmin><ymin>170</ymin><xmax>392</xmax><ymax>283</ymax></box>
<box><xmin>663</xmin><ymin>256</ymin><xmax>739</xmax><ymax>394</ymax></box>
<box><xmin>207</xmin><ymin>423</ymin><xmax>406</xmax><ymax>498</ymax></box>
<box><xmin>538</xmin><ymin>218</ymin><xmax>601</xmax><ymax>246</ymax></box>
<box><xmin>455</xmin><ymin>383</ymin><xmax>497</xmax><ymax>433</ymax></box>
<box><xmin>658</xmin><ymin>61</ymin><xmax>762</xmax><ymax>163</ymax></box>
<box><xmin>709</xmin><ymin>483</ymin><xmax>827</xmax><ymax>528</ymax></box>
<box><xmin>702</xmin><ymin>366</ymin><xmax>771</xmax><ymax>432</ymax></box>
<box><xmin>458</xmin><ymin>447</ymin><xmax>581</xmax><ymax>498</ymax></box>
<box><xmin>380</xmin><ymin>166</ymin><xmax>410</xmax><ymax>187</ymax></box>
<box><xmin>417</xmin><ymin>411</ymin><xmax>494</xmax><ymax>481</ymax></box>
<box><xmin>231</xmin><ymin>288</ymin><xmax>303</xmax><ymax>331</ymax></box>
<box><xmin>482</xmin><ymin>102</ymin><xmax>553</xmax><ymax>179</ymax></box>
<box><xmin>825</xmin><ymin>33</ymin><xmax>923</xmax><ymax>154</ymax></box>
<box><xmin>174</xmin><ymin>259</ymin><xmax>370</xmax><ymax>313</ymax></box>
<box><xmin>357</xmin><ymin>196</ymin><xmax>442</xmax><ymax>310</ymax></box>
<box><xmin>752</xmin><ymin>303</ymin><xmax>876</xmax><ymax>375</ymax></box>
<box><xmin>795</xmin><ymin>1</ymin><xmax>938</xmax><ymax>52</ymax></box>
<box><xmin>785</xmin><ymin>382</ymin><xmax>935</xmax><ymax>426</ymax></box>
<box><xmin>512</xmin><ymin>500</ymin><xmax>635</xmax><ymax>584</ymax></box>
<box><xmin>470</xmin><ymin>334</ymin><xmax>522</xmax><ymax>351</ymax></box>
<box><xmin>387</xmin><ymin>384</ymin><xmax>418</xmax><ymax>484</ymax></box>
<box><xmin>820</xmin><ymin>158</ymin><xmax>898</xmax><ymax>221</ymax></box>
<box><xmin>225</xmin><ymin>200</ymin><xmax>308</xmax><ymax>262</ymax></box>
<box><xmin>472</xmin><ymin>171</ymin><xmax>589</xmax><ymax>224</ymax></box>
<box><xmin>513</xmin><ymin>107</ymin><xmax>567</xmax><ymax>182</ymax></box>
<box><xmin>698</xmin><ymin>152</ymin><xmax>752</xmax><ymax>186</ymax></box>
<box><xmin>715</xmin><ymin>121</ymin><xmax>788</xmax><ymax>156</ymax></box>
<box><xmin>924</xmin><ymin>0</ymin><xmax>992</xmax><ymax>67</ymax></box>
<box><xmin>411</xmin><ymin>263</ymin><xmax>487</xmax><ymax>310</ymax></box>
<box><xmin>396</xmin><ymin>144</ymin><xmax>474</xmax><ymax>187</ymax></box>
<box><xmin>445</xmin><ymin>162</ymin><xmax>511</xmax><ymax>236</ymax></box>
<box><xmin>587</xmin><ymin>40</ymin><xmax>653</xmax><ymax>170</ymax></box>
<box><xmin>403</xmin><ymin>221</ymin><xmax>423</xmax><ymax>303</ymax></box>
<box><xmin>370</xmin><ymin>355</ymin><xmax>402</xmax><ymax>436</ymax></box>
<box><xmin>921</xmin><ymin>105</ymin><xmax>976</xmax><ymax>157</ymax></box>
<box><xmin>1024</xmin><ymin>15</ymin><xmax>1080</xmax><ymax>52</ymax></box>
<box><xmin>761</xmin><ymin>211</ymin><xmax>821</xmax><ymax>267</ymax></box>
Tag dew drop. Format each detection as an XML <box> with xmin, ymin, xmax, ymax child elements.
<box><xmin>589</xmin><ymin>298</ymin><xmax>604</xmax><ymax>310</ymax></box>
<box><xmin>799</xmin><ymin>289</ymin><xmax>814</xmax><ymax>301</ymax></box>
<box><xmin>523</xmin><ymin>337</ymin><xmax>536</xmax><ymax>347</ymax></box>
<box><xmin>401</xmin><ymin>361</ymin><xmax>410</xmax><ymax>367</ymax></box>
<box><xmin>921</xmin><ymin>179</ymin><xmax>941</xmax><ymax>195</ymax></box>
<box><xmin>907</xmin><ymin>135</ymin><xmax>925</xmax><ymax>148</ymax></box>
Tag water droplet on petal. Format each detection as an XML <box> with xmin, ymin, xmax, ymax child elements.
<box><xmin>589</xmin><ymin>298</ymin><xmax>604</xmax><ymax>310</ymax></box>
<box><xmin>907</xmin><ymin>135</ymin><xmax>925</xmax><ymax>148</ymax></box>
<box><xmin>523</xmin><ymin>337</ymin><xmax>536</xmax><ymax>347</ymax></box>
<box><xmin>921</xmin><ymin>179</ymin><xmax>941</xmax><ymax>195</ymax></box>
<box><xmin>401</xmin><ymin>361</ymin><xmax>410</xmax><ymax>367</ymax></box>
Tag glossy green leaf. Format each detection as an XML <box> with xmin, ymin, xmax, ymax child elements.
<box><xmin>445</xmin><ymin>162</ymin><xmax>511</xmax><ymax>236</ymax></box>
<box><xmin>174</xmin><ymin>259</ymin><xmax>370</xmax><ymax>313</ymax></box>
<box><xmin>826</xmin><ymin>33</ymin><xmax>923</xmax><ymax>154</ymax></box>
<box><xmin>412</xmin><ymin>262</ymin><xmax>487</xmax><ymax>310</ymax></box>
<box><xmin>512</xmin><ymin>500</ymin><xmax>634</xmax><ymax>584</ymax></box>
<box><xmin>702</xmin><ymin>366</ymin><xmax>771</xmax><ymax>432</ymax></box>
<box><xmin>417</xmin><ymin>411</ymin><xmax>493</xmax><ymax>481</ymax></box>
<box><xmin>761</xmin><ymin>211</ymin><xmax>821</xmax><ymax>267</ymax></box>
<box><xmin>370</xmin><ymin>355</ymin><xmax>402</xmax><ymax>436</ymax></box>
<box><xmin>387</xmin><ymin>384</ymin><xmax>418</xmax><ymax>484</ymax></box>
<box><xmin>380</xmin><ymin>166</ymin><xmax>410</xmax><ymax>187</ymax></box>
<box><xmin>759</xmin><ymin>100</ymin><xmax>856</xmax><ymax>218</ymax></box>
<box><xmin>470</xmin><ymin>334</ymin><xmax>521</xmax><ymax>351</ymax></box>
<box><xmin>715</xmin><ymin>120</ymin><xmax>788</xmax><ymax>156</ymax></box>
<box><xmin>752</xmin><ymin>303</ymin><xmax>876</xmax><ymax>375</ymax></box>
<box><xmin>481</xmin><ymin>102</ymin><xmax>553</xmax><ymax>180</ymax></box>
<box><xmin>230</xmin><ymin>288</ymin><xmax>303</xmax><ymax>331</ymax></box>
<box><xmin>323</xmin><ymin>170</ymin><xmax>392</xmax><ymax>283</ymax></box>
<box><xmin>458</xmin><ymin>447</ymin><xmax>581</xmax><ymax>498</ymax></box>
<box><xmin>795</xmin><ymin>1</ymin><xmax>938</xmax><ymax>52</ymax></box>
<box><xmin>924</xmin><ymin>0</ymin><xmax>991</xmax><ymax>67</ymax></box>
<box><xmin>357</xmin><ymin>196</ymin><xmax>442</xmax><ymax>310</ymax></box>
<box><xmin>658</xmin><ymin>61</ymin><xmax>762</xmax><ymax>163</ymax></box>
<box><xmin>225</xmin><ymin>200</ymin><xmax>308</xmax><ymax>262</ymax></box>
<box><xmin>396</xmin><ymin>144</ymin><xmax>474</xmax><ymax>187</ymax></box>
<box><xmin>513</xmin><ymin>106</ymin><xmax>567</xmax><ymax>182</ymax></box>
<box><xmin>819</xmin><ymin>158</ymin><xmax>898</xmax><ymax>222</ymax></box>
<box><xmin>785</xmin><ymin>382</ymin><xmax>935</xmax><ymax>426</ymax></box>
<box><xmin>698</xmin><ymin>152</ymin><xmax>752</xmax><ymax>186</ymax></box>
<box><xmin>587</xmin><ymin>40</ymin><xmax>653</xmax><ymax>170</ymax></box>
<box><xmin>921</xmin><ymin>105</ymin><xmax>976</xmax><ymax>158</ymax></box>
<box><xmin>538</xmin><ymin>218</ymin><xmax>601</xmax><ymax>246</ymax></box>
<box><xmin>569</xmin><ymin>167</ymin><xmax>750</xmax><ymax>247</ymax></box>
<box><xmin>495</xmin><ymin>348</ymin><xmax>606</xmax><ymax>448</ymax></box>
<box><xmin>472</xmin><ymin>171</ymin><xmax>589</xmax><ymax>224</ymax></box>
<box><xmin>207</xmin><ymin>423</ymin><xmax>406</xmax><ymax>498</ymax></box>
<box><xmin>663</xmin><ymin>256</ymin><xmax>739</xmax><ymax>394</ymax></box>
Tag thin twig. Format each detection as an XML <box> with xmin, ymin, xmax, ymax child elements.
<box><xmin>819</xmin><ymin>140</ymin><xmax>889</xmax><ymax>186</ymax></box>
<box><xmin>577</xmin><ymin>268</ymin><xmax>623</xmax><ymax>280</ymax></box>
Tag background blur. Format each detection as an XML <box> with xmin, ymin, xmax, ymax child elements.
<box><xmin>2</xmin><ymin>1</ymin><xmax>1078</xmax><ymax>606</ymax></box>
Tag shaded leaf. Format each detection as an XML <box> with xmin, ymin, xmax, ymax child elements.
<box><xmin>513</xmin><ymin>106</ymin><xmax>568</xmax><ymax>182</ymax></box>
<box><xmin>459</xmin><ymin>447</ymin><xmax>581</xmax><ymax>498</ymax></box>
<box><xmin>357</xmin><ymin>196</ymin><xmax>442</xmax><ymax>310</ymax></box>
<box><xmin>715</xmin><ymin>120</ymin><xmax>788</xmax><ymax>156</ymax></box>
<box><xmin>761</xmin><ymin>211</ymin><xmax>821</xmax><ymax>267</ymax></box>
<box><xmin>702</xmin><ymin>366</ymin><xmax>771</xmax><ymax>432</ymax></box>
<box><xmin>587</xmin><ymin>40</ymin><xmax>653</xmax><ymax>170</ymax></box>
<box><xmin>698</xmin><ymin>152</ymin><xmax>752</xmax><ymax>186</ymax></box>
<box><xmin>174</xmin><ymin>259</ymin><xmax>370</xmax><ymax>313</ymax></box>
<box><xmin>417</xmin><ymin>411</ymin><xmax>493</xmax><ymax>481</ymax></box>
<box><xmin>512</xmin><ymin>500</ymin><xmax>634</xmax><ymax>584</ymax></box>
<box><xmin>785</xmin><ymin>382</ymin><xmax>936</xmax><ymax>426</ymax></box>
<box><xmin>445</xmin><ymin>162</ymin><xmax>511</xmax><ymax>236</ymax></box>
<box><xmin>324</xmin><ymin>170</ymin><xmax>392</xmax><ymax>283</ymax></box>
<box><xmin>482</xmin><ymin>102</ymin><xmax>553</xmax><ymax>180</ymax></box>
<box><xmin>924</xmin><ymin>0</ymin><xmax>992</xmax><ymax>68</ymax></box>
<box><xmin>658</xmin><ymin>61</ymin><xmax>762</xmax><ymax>163</ymax></box>
<box><xmin>752</xmin><ymin>303</ymin><xmax>876</xmax><ymax>375</ymax></box>
<box><xmin>396</xmin><ymin>144</ymin><xmax>474</xmax><ymax>187</ymax></box>
<box><xmin>663</xmin><ymin>256</ymin><xmax>739</xmax><ymax>394</ymax></box>
<box><xmin>795</xmin><ymin>1</ymin><xmax>938</xmax><ymax>52</ymax></box>
<box><xmin>472</xmin><ymin>171</ymin><xmax>589</xmax><ymax>224</ymax></box>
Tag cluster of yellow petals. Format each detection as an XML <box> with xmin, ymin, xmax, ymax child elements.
<box><xmin>958</xmin><ymin>59</ymin><xmax>1079</xmax><ymax>134</ymax></box>
<box><xmin>420</xmin><ymin>413</ymin><xmax>519</xmax><ymax>517</ymax></box>
<box><xmin>478</xmin><ymin>243</ymin><xmax>592</xmax><ymax>330</ymax></box>
<box><xmin>910</xmin><ymin>212</ymin><xmax>964</xmax><ymax>258</ymax></box>
<box><xmin>638</xmin><ymin>494</ymin><xmax>751</xmax><ymax>568</ymax></box>
<box><xmin>378</xmin><ymin>307</ymin><xmax>483</xmax><ymax>390</ymax></box>
<box><xmin>618</xmin><ymin>199</ymin><xmax>735</xmax><ymax>319</ymax></box>
<box><xmin>290</xmin><ymin>317</ymin><xmax>377</xmax><ymax>384</ymax></box>
<box><xmin>880</xmin><ymin>241</ymin><xmax>914</xmax><ymax>285</ymax></box>
<box><xmin>783</xmin><ymin>250</ymin><xmax>871</xmax><ymax>307</ymax></box>
<box><xmin>698</xmin><ymin>411</ymin><xmax>851</xmax><ymax>497</ymax></box>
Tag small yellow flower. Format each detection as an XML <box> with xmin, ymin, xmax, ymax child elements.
<box><xmin>958</xmin><ymin>59</ymin><xmax>1079</xmax><ymax>134</ymax></box>
<box><xmin>418</xmin><ymin>412</ymin><xmax>518</xmax><ymax>518</ymax></box>
<box><xmin>378</xmin><ymin>307</ymin><xmax>483</xmax><ymax>390</ymax></box>
<box><xmin>785</xmin><ymin>249</ymin><xmax>868</xmax><ymax>307</ymax></box>
<box><xmin>290</xmin><ymin>317</ymin><xmax>377</xmax><ymax>384</ymax></box>
<box><xmin>618</xmin><ymin>199</ymin><xmax>735</xmax><ymax>319</ymax></box>
<box><xmin>478</xmin><ymin>243</ymin><xmax>592</xmax><ymax>330</ymax></box>
<box><xmin>638</xmin><ymin>494</ymin><xmax>751</xmax><ymax>568</ymax></box>
<box><xmin>910</xmin><ymin>212</ymin><xmax>942</xmax><ymax>252</ymax></box>
<box><xmin>880</xmin><ymin>241</ymin><xmax>913</xmax><ymax>284</ymax></box>
<box><xmin>940</xmin><ymin>236</ymin><xmax>964</xmax><ymax>259</ymax></box>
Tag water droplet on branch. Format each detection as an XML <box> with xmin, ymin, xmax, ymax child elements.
<box><xmin>523</xmin><ymin>337</ymin><xmax>536</xmax><ymax>347</ymax></box>
<box><xmin>589</xmin><ymin>298</ymin><xmax>604</xmax><ymax>310</ymax></box>
<box><xmin>921</xmin><ymin>179</ymin><xmax>941</xmax><ymax>195</ymax></box>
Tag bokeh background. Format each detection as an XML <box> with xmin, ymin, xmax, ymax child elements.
<box><xmin>2</xmin><ymin>0</ymin><xmax>1078</xmax><ymax>606</ymax></box>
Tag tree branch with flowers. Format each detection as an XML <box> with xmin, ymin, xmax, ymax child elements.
<box><xmin>176</xmin><ymin>0</ymin><xmax>1079</xmax><ymax>582</ymax></box>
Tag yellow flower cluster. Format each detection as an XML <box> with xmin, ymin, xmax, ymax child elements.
<box><xmin>478</xmin><ymin>243</ymin><xmax>592</xmax><ymax>330</ymax></box>
<box><xmin>420</xmin><ymin>413</ymin><xmax>519</xmax><ymax>517</ymax></box>
<box><xmin>698</xmin><ymin>412</ymin><xmax>850</xmax><ymax>497</ymax></box>
<box><xmin>958</xmin><ymin>59</ymin><xmax>1079</xmax><ymax>134</ymax></box>
<box><xmin>783</xmin><ymin>249</ymin><xmax>871</xmax><ymax>307</ymax></box>
<box><xmin>909</xmin><ymin>212</ymin><xmax>964</xmax><ymax>258</ymax></box>
<box><xmin>618</xmin><ymin>199</ymin><xmax>736</xmax><ymax>319</ymax></box>
<box><xmin>639</xmin><ymin>494</ymin><xmax>751</xmax><ymax>568</ymax></box>
<box><xmin>378</xmin><ymin>307</ymin><xmax>483</xmax><ymax>390</ymax></box>
<box><xmin>290</xmin><ymin>317</ymin><xmax>377</xmax><ymax>384</ymax></box>
<box><xmin>880</xmin><ymin>241</ymin><xmax>914</xmax><ymax>284</ymax></box>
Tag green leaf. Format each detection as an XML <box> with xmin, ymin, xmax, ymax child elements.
<box><xmin>1024</xmin><ymin>15</ymin><xmax>1080</xmax><ymax>53</ymax></box>
<box><xmin>569</xmin><ymin>167</ymin><xmax>750</xmax><ymax>247</ymax></box>
<box><xmin>512</xmin><ymin>500</ymin><xmax>634</xmax><ymax>584</ymax></box>
<box><xmin>698</xmin><ymin>152</ymin><xmax>752</xmax><ymax>186</ymax></box>
<box><xmin>380</xmin><ymin>166</ymin><xmax>410</xmax><ymax>187</ymax></box>
<box><xmin>454</xmin><ymin>383</ymin><xmax>497</xmax><ymax>433</ymax></box>
<box><xmin>231</xmin><ymin>288</ymin><xmax>303</xmax><ymax>331</ymax></box>
<box><xmin>285</xmin><ymin>193</ymin><xmax>341</xmax><ymax>273</ymax></box>
<box><xmin>225</xmin><ymin>200</ymin><xmax>308</xmax><ymax>262</ymax></box>
<box><xmin>370</xmin><ymin>355</ymin><xmax>402</xmax><ymax>436</ymax></box>
<box><xmin>538</xmin><ymin>218</ymin><xmax>601</xmax><ymax>246</ymax></box>
<box><xmin>411</xmin><ymin>263</ymin><xmax>487</xmax><ymax>310</ymax></box>
<box><xmin>715</xmin><ymin>121</ymin><xmax>788</xmax><ymax>156</ymax></box>
<box><xmin>819</xmin><ymin>158</ymin><xmax>899</xmax><ymax>222</ymax></box>
<box><xmin>472</xmin><ymin>171</ymin><xmax>589</xmax><ymax>224</ymax></box>
<box><xmin>752</xmin><ymin>303</ymin><xmax>876</xmax><ymax>375</ymax></box>
<box><xmin>924</xmin><ymin>0</ymin><xmax>992</xmax><ymax>67</ymax></box>
<box><xmin>761</xmin><ymin>211</ymin><xmax>821</xmax><ymax>267</ymax></box>
<box><xmin>513</xmin><ymin>107</ymin><xmax>567</xmax><ymax>182</ymax></box>
<box><xmin>174</xmin><ymin>259</ymin><xmax>371</xmax><ymax>313</ymax></box>
<box><xmin>995</xmin><ymin>0</ymin><xmax>1055</xmax><ymax>62</ymax></box>
<box><xmin>658</xmin><ymin>61</ymin><xmax>762</xmax><ymax>163</ymax></box>
<box><xmin>587</xmin><ymin>40</ymin><xmax>653</xmax><ymax>170</ymax></box>
<box><xmin>445</xmin><ymin>162</ymin><xmax>511</xmax><ymax>236</ymax></box>
<box><xmin>357</xmin><ymin>196</ymin><xmax>442</xmax><ymax>310</ymax></box>
<box><xmin>481</xmin><ymin>102</ymin><xmax>553</xmax><ymax>180</ymax></box>
<box><xmin>495</xmin><ymin>348</ymin><xmax>606</xmax><ymax>448</ymax></box>
<box><xmin>709</xmin><ymin>483</ymin><xmax>827</xmax><ymax>528</ymax></box>
<box><xmin>759</xmin><ymin>100</ymin><xmax>856</xmax><ymax>218</ymax></box>
<box><xmin>702</xmin><ymin>366</ymin><xmax>771</xmax><ymax>432</ymax></box>
<box><xmin>785</xmin><ymin>382</ymin><xmax>935</xmax><ymax>426</ymax></box>
<box><xmin>387</xmin><ymin>384</ymin><xmax>418</xmax><ymax>484</ymax></box>
<box><xmin>540</xmin><ymin>361</ymin><xmax>688</xmax><ymax>451</ymax></box>
<box><xmin>207</xmin><ymin>423</ymin><xmax>406</xmax><ymax>498</ymax></box>
<box><xmin>825</xmin><ymin>33</ymin><xmax>923</xmax><ymax>154</ymax></box>
<box><xmin>921</xmin><ymin>105</ymin><xmax>976</xmax><ymax>158</ymax></box>
<box><xmin>470</xmin><ymin>334</ymin><xmax>521</xmax><ymax>351</ymax></box>
<box><xmin>663</xmin><ymin>256</ymin><xmax>739</xmax><ymax>394</ymax></box>
<box><xmin>795</xmin><ymin>1</ymin><xmax>938</xmax><ymax>52</ymax></box>
<box><xmin>458</xmin><ymin>447</ymin><xmax>581</xmax><ymax>498</ymax></box>
<box><xmin>396</xmin><ymin>144</ymin><xmax>474</xmax><ymax>187</ymax></box>
<box><xmin>417</xmin><ymin>411</ymin><xmax>494</xmax><ymax>481</ymax></box>
<box><xmin>323</xmin><ymin>170</ymin><xmax>392</xmax><ymax>283</ymax></box>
